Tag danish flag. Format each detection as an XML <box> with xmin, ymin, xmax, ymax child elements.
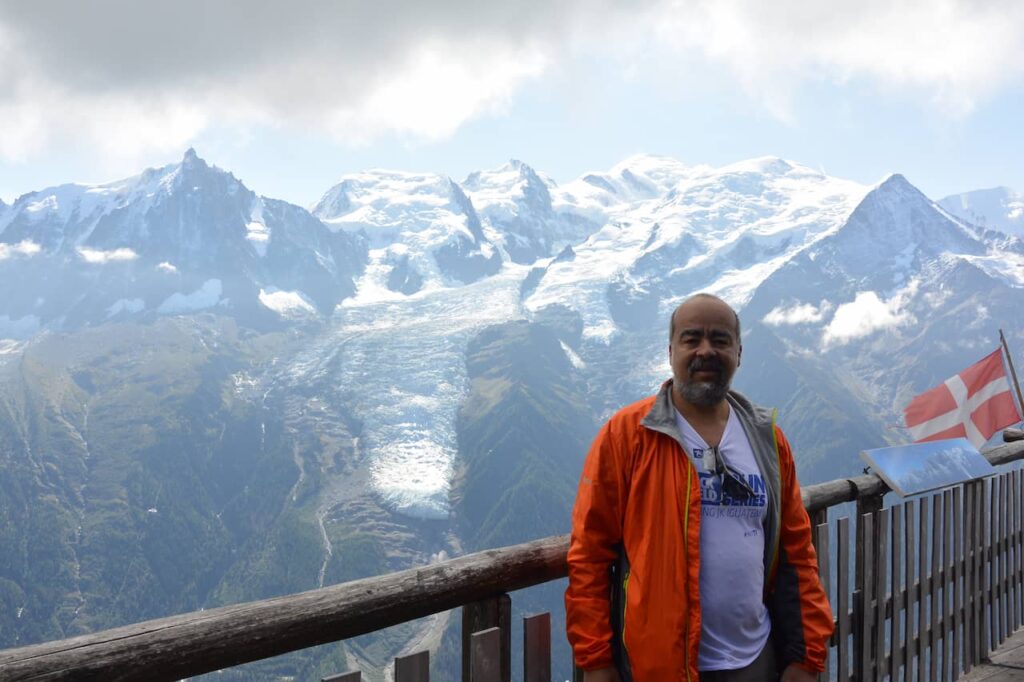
<box><xmin>903</xmin><ymin>348</ymin><xmax>1022</xmax><ymax>448</ymax></box>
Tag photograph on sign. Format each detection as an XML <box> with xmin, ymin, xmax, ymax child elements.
<box><xmin>859</xmin><ymin>438</ymin><xmax>997</xmax><ymax>497</ymax></box>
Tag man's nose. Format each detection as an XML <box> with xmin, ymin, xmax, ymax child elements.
<box><xmin>695</xmin><ymin>339</ymin><xmax>715</xmax><ymax>356</ymax></box>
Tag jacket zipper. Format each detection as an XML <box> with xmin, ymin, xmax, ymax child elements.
<box><xmin>683</xmin><ymin>461</ymin><xmax>693</xmax><ymax>682</ymax></box>
<box><xmin>767</xmin><ymin>409</ymin><xmax>782</xmax><ymax>581</ymax></box>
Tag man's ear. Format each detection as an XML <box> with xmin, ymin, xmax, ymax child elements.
<box><xmin>738</xmin><ymin>344</ymin><xmax>743</xmax><ymax>367</ymax></box>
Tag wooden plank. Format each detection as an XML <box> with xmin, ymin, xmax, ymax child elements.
<box><xmin>906</xmin><ymin>500</ymin><xmax>918</xmax><ymax>681</ymax></box>
<box><xmin>395</xmin><ymin>650</ymin><xmax>429</xmax><ymax>682</ymax></box>
<box><xmin>322</xmin><ymin>672</ymin><xmax>361</xmax><ymax>682</ymax></box>
<box><xmin>994</xmin><ymin>474</ymin><xmax>1003</xmax><ymax>648</ymax></box>
<box><xmin>1013</xmin><ymin>470</ymin><xmax>1021</xmax><ymax>633</ymax></box>
<box><xmin>523</xmin><ymin>613</ymin><xmax>551</xmax><ymax>682</ymax></box>
<box><xmin>930</xmin><ymin>494</ymin><xmax>941</xmax><ymax>682</ymax></box>
<box><xmin>837</xmin><ymin>516</ymin><xmax>851</xmax><ymax>682</ymax></box>
<box><xmin>919</xmin><ymin>497</ymin><xmax>929</xmax><ymax>682</ymax></box>
<box><xmin>462</xmin><ymin>594</ymin><xmax>511</xmax><ymax>682</ymax></box>
<box><xmin>814</xmin><ymin>522</ymin><xmax>830</xmax><ymax>682</ymax></box>
<box><xmin>953</xmin><ymin>487</ymin><xmax>963</xmax><ymax>680</ymax></box>
<box><xmin>471</xmin><ymin>627</ymin><xmax>501</xmax><ymax>682</ymax></box>
<box><xmin>875</xmin><ymin>507</ymin><xmax>891</xmax><ymax>682</ymax></box>
<box><xmin>893</xmin><ymin>504</ymin><xmax>905</xmax><ymax>682</ymax></box>
<box><xmin>1011</xmin><ymin>466</ymin><xmax>1019</xmax><ymax>630</ymax></box>
<box><xmin>987</xmin><ymin>477</ymin><xmax>995</xmax><ymax>647</ymax></box>
<box><xmin>974</xmin><ymin>475</ymin><xmax>983</xmax><ymax>659</ymax></box>
<box><xmin>964</xmin><ymin>482</ymin><xmax>975</xmax><ymax>672</ymax></box>
<box><xmin>0</xmin><ymin>534</ymin><xmax>568</xmax><ymax>682</ymax></box>
<box><xmin>1000</xmin><ymin>473</ymin><xmax>1010</xmax><ymax>644</ymax></box>
<box><xmin>983</xmin><ymin>478</ymin><xmax>993</xmax><ymax>656</ymax></box>
<box><xmin>943</xmin><ymin>489</ymin><xmax>953</xmax><ymax>682</ymax></box>
<box><xmin>859</xmin><ymin>511</ymin><xmax>875</xmax><ymax>682</ymax></box>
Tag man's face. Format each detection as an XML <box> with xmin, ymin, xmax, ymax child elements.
<box><xmin>669</xmin><ymin>298</ymin><xmax>742</xmax><ymax>408</ymax></box>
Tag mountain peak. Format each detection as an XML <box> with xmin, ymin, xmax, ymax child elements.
<box><xmin>181</xmin><ymin>147</ymin><xmax>209</xmax><ymax>171</ymax></box>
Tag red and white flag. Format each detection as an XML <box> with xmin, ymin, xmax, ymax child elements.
<box><xmin>903</xmin><ymin>348</ymin><xmax>1022</xmax><ymax>449</ymax></box>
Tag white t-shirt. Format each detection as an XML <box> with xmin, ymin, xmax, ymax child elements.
<box><xmin>674</xmin><ymin>405</ymin><xmax>772</xmax><ymax>671</ymax></box>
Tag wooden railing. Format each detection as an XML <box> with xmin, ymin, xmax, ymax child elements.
<box><xmin>813</xmin><ymin>440</ymin><xmax>1024</xmax><ymax>682</ymax></box>
<box><xmin>2</xmin><ymin>438</ymin><xmax>1024</xmax><ymax>681</ymax></box>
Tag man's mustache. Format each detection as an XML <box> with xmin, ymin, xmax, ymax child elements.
<box><xmin>688</xmin><ymin>357</ymin><xmax>724</xmax><ymax>376</ymax></box>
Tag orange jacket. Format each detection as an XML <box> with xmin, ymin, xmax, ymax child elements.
<box><xmin>565</xmin><ymin>384</ymin><xmax>833</xmax><ymax>680</ymax></box>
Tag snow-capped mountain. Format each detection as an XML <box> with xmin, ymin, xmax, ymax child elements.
<box><xmin>940</xmin><ymin>187</ymin><xmax>1024</xmax><ymax>237</ymax></box>
<box><xmin>462</xmin><ymin>159</ymin><xmax>599</xmax><ymax>265</ymax></box>
<box><xmin>0</xmin><ymin>149</ymin><xmax>366</xmax><ymax>334</ymax></box>
<box><xmin>3</xmin><ymin>150</ymin><xmax>1023</xmax><ymax>680</ymax></box>
<box><xmin>312</xmin><ymin>170</ymin><xmax>500</xmax><ymax>297</ymax></box>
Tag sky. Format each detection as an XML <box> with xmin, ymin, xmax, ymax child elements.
<box><xmin>1</xmin><ymin>0</ymin><xmax>1023</xmax><ymax>209</ymax></box>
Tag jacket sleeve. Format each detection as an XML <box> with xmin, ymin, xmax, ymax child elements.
<box><xmin>564</xmin><ymin>419</ymin><xmax>629</xmax><ymax>671</ymax></box>
<box><xmin>769</xmin><ymin>426</ymin><xmax>834</xmax><ymax>673</ymax></box>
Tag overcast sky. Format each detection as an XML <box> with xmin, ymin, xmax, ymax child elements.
<box><xmin>1</xmin><ymin>0</ymin><xmax>1022</xmax><ymax>206</ymax></box>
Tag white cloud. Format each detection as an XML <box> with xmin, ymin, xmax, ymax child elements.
<box><xmin>0</xmin><ymin>0</ymin><xmax>1021</xmax><ymax>164</ymax></box>
<box><xmin>157</xmin><ymin>261</ymin><xmax>178</xmax><ymax>273</ymax></box>
<box><xmin>77</xmin><ymin>246</ymin><xmax>138</xmax><ymax>264</ymax></box>
<box><xmin>653</xmin><ymin>0</ymin><xmax>1024</xmax><ymax>118</ymax></box>
<box><xmin>822</xmin><ymin>290</ymin><xmax>913</xmax><ymax>346</ymax></box>
<box><xmin>0</xmin><ymin>240</ymin><xmax>41</xmax><ymax>260</ymax></box>
<box><xmin>763</xmin><ymin>300</ymin><xmax>832</xmax><ymax>326</ymax></box>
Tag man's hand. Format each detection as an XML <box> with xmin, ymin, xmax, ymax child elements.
<box><xmin>583</xmin><ymin>667</ymin><xmax>622</xmax><ymax>682</ymax></box>
<box><xmin>780</xmin><ymin>663</ymin><xmax>817</xmax><ymax>682</ymax></box>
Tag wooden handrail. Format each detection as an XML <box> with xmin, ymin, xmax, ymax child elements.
<box><xmin>0</xmin><ymin>536</ymin><xmax>567</xmax><ymax>681</ymax></box>
<box><xmin>2</xmin><ymin>438</ymin><xmax>1023</xmax><ymax>681</ymax></box>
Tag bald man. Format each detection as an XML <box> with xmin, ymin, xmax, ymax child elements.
<box><xmin>566</xmin><ymin>294</ymin><xmax>833</xmax><ymax>682</ymax></box>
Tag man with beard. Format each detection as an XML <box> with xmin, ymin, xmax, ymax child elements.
<box><xmin>565</xmin><ymin>294</ymin><xmax>832</xmax><ymax>682</ymax></box>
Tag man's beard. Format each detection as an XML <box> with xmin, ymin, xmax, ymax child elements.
<box><xmin>676</xmin><ymin>357</ymin><xmax>730</xmax><ymax>407</ymax></box>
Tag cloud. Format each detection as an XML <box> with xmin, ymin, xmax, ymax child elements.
<box><xmin>76</xmin><ymin>246</ymin><xmax>139</xmax><ymax>264</ymax></box>
<box><xmin>157</xmin><ymin>261</ymin><xmax>178</xmax><ymax>273</ymax></box>
<box><xmin>1</xmin><ymin>0</ymin><xmax>1022</xmax><ymax>162</ymax></box>
<box><xmin>0</xmin><ymin>0</ymin><xmax>630</xmax><ymax>162</ymax></box>
<box><xmin>822</xmin><ymin>290</ymin><xmax>913</xmax><ymax>346</ymax></box>
<box><xmin>654</xmin><ymin>0</ymin><xmax>1024</xmax><ymax>119</ymax></box>
<box><xmin>0</xmin><ymin>240</ymin><xmax>41</xmax><ymax>260</ymax></box>
<box><xmin>763</xmin><ymin>300</ymin><xmax>832</xmax><ymax>326</ymax></box>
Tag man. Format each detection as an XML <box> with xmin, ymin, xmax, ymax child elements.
<box><xmin>565</xmin><ymin>293</ymin><xmax>832</xmax><ymax>681</ymax></box>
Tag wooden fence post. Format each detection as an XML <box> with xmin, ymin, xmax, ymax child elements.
<box><xmin>462</xmin><ymin>594</ymin><xmax>511</xmax><ymax>682</ymax></box>
<box><xmin>856</xmin><ymin>511</ymin><xmax>874</xmax><ymax>682</ymax></box>
<box><xmin>470</xmin><ymin>627</ymin><xmax>501</xmax><ymax>682</ymax></box>
<box><xmin>395</xmin><ymin>650</ymin><xmax>429</xmax><ymax>682</ymax></box>
<box><xmin>523</xmin><ymin>613</ymin><xmax>551</xmax><ymax>682</ymax></box>
<box><xmin>854</xmin><ymin>493</ymin><xmax>883</xmax><ymax>681</ymax></box>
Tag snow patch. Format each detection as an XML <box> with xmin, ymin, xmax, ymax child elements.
<box><xmin>258</xmin><ymin>288</ymin><xmax>317</xmax><ymax>317</ymax></box>
<box><xmin>561</xmin><ymin>341</ymin><xmax>586</xmax><ymax>369</ymax></box>
<box><xmin>0</xmin><ymin>340</ymin><xmax>24</xmax><ymax>355</ymax></box>
<box><xmin>246</xmin><ymin>199</ymin><xmax>271</xmax><ymax>256</ymax></box>
<box><xmin>157</xmin><ymin>279</ymin><xmax>222</xmax><ymax>313</ymax></box>
<box><xmin>959</xmin><ymin>252</ymin><xmax>1024</xmax><ymax>287</ymax></box>
<box><xmin>77</xmin><ymin>246</ymin><xmax>138</xmax><ymax>264</ymax></box>
<box><xmin>0</xmin><ymin>240</ymin><xmax>41</xmax><ymax>260</ymax></box>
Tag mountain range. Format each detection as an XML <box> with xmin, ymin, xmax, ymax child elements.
<box><xmin>1</xmin><ymin>150</ymin><xmax>1021</xmax><ymax>680</ymax></box>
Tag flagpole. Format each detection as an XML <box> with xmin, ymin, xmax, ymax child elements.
<box><xmin>999</xmin><ymin>328</ymin><xmax>1024</xmax><ymax>421</ymax></box>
